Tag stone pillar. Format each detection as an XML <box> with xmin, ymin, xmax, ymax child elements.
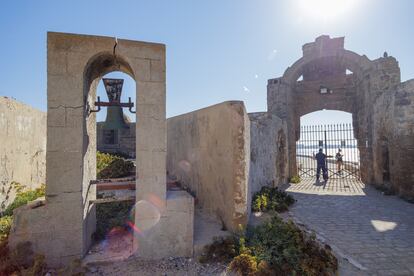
<box><xmin>390</xmin><ymin>80</ymin><xmax>414</xmax><ymax>199</ymax></box>
<box><xmin>9</xmin><ymin>32</ymin><xmax>182</xmax><ymax>267</ymax></box>
<box><xmin>267</xmin><ymin>78</ymin><xmax>295</xmax><ymax>178</ymax></box>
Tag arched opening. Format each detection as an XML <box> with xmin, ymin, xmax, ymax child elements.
<box><xmin>296</xmin><ymin>110</ymin><xmax>361</xmax><ymax>184</ymax></box>
<box><xmin>274</xmin><ymin>46</ymin><xmax>372</xmax><ymax>184</ymax></box>
<box><xmin>96</xmin><ymin>72</ymin><xmax>136</xmax><ymax>158</ymax></box>
<box><xmin>83</xmin><ymin>52</ymin><xmax>137</xmax><ymax>260</ymax></box>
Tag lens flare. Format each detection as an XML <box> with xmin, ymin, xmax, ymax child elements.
<box><xmin>127</xmin><ymin>194</ymin><xmax>164</xmax><ymax>236</ymax></box>
<box><xmin>179</xmin><ymin>160</ymin><xmax>192</xmax><ymax>173</ymax></box>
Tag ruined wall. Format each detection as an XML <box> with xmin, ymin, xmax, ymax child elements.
<box><xmin>249</xmin><ymin>112</ymin><xmax>288</xmax><ymax>194</ymax></box>
<box><xmin>167</xmin><ymin>101</ymin><xmax>250</xmax><ymax>232</ymax></box>
<box><xmin>0</xmin><ymin>97</ymin><xmax>46</xmax><ymax>211</ymax></box>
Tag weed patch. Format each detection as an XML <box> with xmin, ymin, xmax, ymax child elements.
<box><xmin>203</xmin><ymin>215</ymin><xmax>338</xmax><ymax>276</ymax></box>
<box><xmin>97</xmin><ymin>151</ymin><xmax>134</xmax><ymax>179</ymax></box>
<box><xmin>252</xmin><ymin>186</ymin><xmax>295</xmax><ymax>213</ymax></box>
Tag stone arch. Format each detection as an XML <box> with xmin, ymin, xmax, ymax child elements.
<box><xmin>9</xmin><ymin>33</ymin><xmax>177</xmax><ymax>267</ymax></box>
<box><xmin>84</xmin><ymin>51</ymin><xmax>135</xmax><ymax>87</ymax></box>
<box><xmin>283</xmin><ymin>49</ymin><xmax>371</xmax><ymax>84</ymax></box>
<box><xmin>267</xmin><ymin>36</ymin><xmax>378</xmax><ymax>182</ymax></box>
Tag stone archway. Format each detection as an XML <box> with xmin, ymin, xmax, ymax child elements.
<box><xmin>10</xmin><ymin>32</ymin><xmax>194</xmax><ymax>267</ymax></box>
<box><xmin>267</xmin><ymin>35</ymin><xmax>409</xmax><ymax>193</ymax></box>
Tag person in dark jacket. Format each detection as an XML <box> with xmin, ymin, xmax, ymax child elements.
<box><xmin>314</xmin><ymin>148</ymin><xmax>329</xmax><ymax>181</ymax></box>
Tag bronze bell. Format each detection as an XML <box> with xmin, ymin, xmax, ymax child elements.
<box><xmin>102</xmin><ymin>78</ymin><xmax>129</xmax><ymax>130</ymax></box>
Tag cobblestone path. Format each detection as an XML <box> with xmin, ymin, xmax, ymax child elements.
<box><xmin>285</xmin><ymin>178</ymin><xmax>414</xmax><ymax>276</ymax></box>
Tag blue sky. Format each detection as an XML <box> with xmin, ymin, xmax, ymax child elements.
<box><xmin>0</xmin><ymin>0</ymin><xmax>413</xmax><ymax>125</ymax></box>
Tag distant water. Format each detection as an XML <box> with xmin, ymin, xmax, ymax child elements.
<box><xmin>297</xmin><ymin>146</ymin><xmax>359</xmax><ymax>163</ymax></box>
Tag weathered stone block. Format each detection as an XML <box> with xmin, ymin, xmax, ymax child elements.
<box><xmin>150</xmin><ymin>59</ymin><xmax>165</xmax><ymax>82</ymax></box>
<box><xmin>46</xmin><ymin>151</ymin><xmax>83</xmax><ymax>195</ymax></box>
<box><xmin>134</xmin><ymin>191</ymin><xmax>194</xmax><ymax>258</ymax></box>
<box><xmin>129</xmin><ymin>58</ymin><xmax>151</xmax><ymax>82</ymax></box>
<box><xmin>47</xmin><ymin>126</ymin><xmax>83</xmax><ymax>152</ymax></box>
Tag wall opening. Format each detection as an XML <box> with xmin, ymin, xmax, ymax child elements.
<box><xmin>96</xmin><ymin>72</ymin><xmax>136</xmax><ymax>158</ymax></box>
<box><xmin>92</xmin><ymin>71</ymin><xmax>137</xmax><ymax>258</ymax></box>
<box><xmin>296</xmin><ymin>110</ymin><xmax>361</xmax><ymax>180</ymax></box>
<box><xmin>82</xmin><ymin>50</ymin><xmax>138</xmax><ymax>260</ymax></box>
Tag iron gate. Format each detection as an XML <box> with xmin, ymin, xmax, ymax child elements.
<box><xmin>296</xmin><ymin>124</ymin><xmax>360</xmax><ymax>179</ymax></box>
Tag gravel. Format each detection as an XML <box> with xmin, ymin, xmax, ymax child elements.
<box><xmin>85</xmin><ymin>256</ymin><xmax>230</xmax><ymax>276</ymax></box>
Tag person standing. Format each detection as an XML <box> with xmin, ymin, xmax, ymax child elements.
<box><xmin>314</xmin><ymin>148</ymin><xmax>329</xmax><ymax>181</ymax></box>
<box><xmin>336</xmin><ymin>148</ymin><xmax>344</xmax><ymax>175</ymax></box>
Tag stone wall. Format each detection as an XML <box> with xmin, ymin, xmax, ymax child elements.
<box><xmin>9</xmin><ymin>32</ymin><xmax>175</xmax><ymax>267</ymax></box>
<box><xmin>249</xmin><ymin>112</ymin><xmax>288</xmax><ymax>194</ymax></box>
<box><xmin>97</xmin><ymin>122</ymin><xmax>136</xmax><ymax>158</ymax></box>
<box><xmin>266</xmin><ymin>35</ymin><xmax>414</xmax><ymax>200</ymax></box>
<box><xmin>372</xmin><ymin>79</ymin><xmax>414</xmax><ymax>199</ymax></box>
<box><xmin>0</xmin><ymin>97</ymin><xmax>46</xmax><ymax>211</ymax></box>
<box><xmin>391</xmin><ymin>80</ymin><xmax>414</xmax><ymax>199</ymax></box>
<box><xmin>167</xmin><ymin>101</ymin><xmax>250</xmax><ymax>232</ymax></box>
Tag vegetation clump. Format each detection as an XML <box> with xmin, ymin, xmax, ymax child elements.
<box><xmin>252</xmin><ymin>186</ymin><xmax>295</xmax><ymax>213</ymax></box>
<box><xmin>0</xmin><ymin>183</ymin><xmax>45</xmax><ymax>241</ymax></box>
<box><xmin>0</xmin><ymin>216</ymin><xmax>12</xmax><ymax>241</ymax></box>
<box><xmin>228</xmin><ymin>254</ymin><xmax>258</xmax><ymax>275</ymax></box>
<box><xmin>244</xmin><ymin>216</ymin><xmax>337</xmax><ymax>275</ymax></box>
<box><xmin>290</xmin><ymin>175</ymin><xmax>301</xmax><ymax>184</ymax></box>
<box><xmin>3</xmin><ymin>183</ymin><xmax>45</xmax><ymax>217</ymax></box>
<box><xmin>203</xmin><ymin>216</ymin><xmax>338</xmax><ymax>276</ymax></box>
<box><xmin>199</xmin><ymin>236</ymin><xmax>238</xmax><ymax>264</ymax></box>
<box><xmin>0</xmin><ymin>183</ymin><xmax>47</xmax><ymax>275</ymax></box>
<box><xmin>97</xmin><ymin>151</ymin><xmax>134</xmax><ymax>179</ymax></box>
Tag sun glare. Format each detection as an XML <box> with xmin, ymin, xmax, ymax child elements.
<box><xmin>298</xmin><ymin>0</ymin><xmax>357</xmax><ymax>21</ymax></box>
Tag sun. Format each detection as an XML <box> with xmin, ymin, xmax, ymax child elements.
<box><xmin>298</xmin><ymin>0</ymin><xmax>357</xmax><ymax>21</ymax></box>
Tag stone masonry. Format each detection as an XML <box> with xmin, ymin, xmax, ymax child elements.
<box><xmin>5</xmin><ymin>33</ymin><xmax>414</xmax><ymax>267</ymax></box>
<box><xmin>248</xmin><ymin>112</ymin><xmax>288</xmax><ymax>194</ymax></box>
<box><xmin>266</xmin><ymin>35</ymin><xmax>414</xmax><ymax>199</ymax></box>
<box><xmin>97</xmin><ymin>121</ymin><xmax>136</xmax><ymax>158</ymax></box>
<box><xmin>167</xmin><ymin>101</ymin><xmax>250</xmax><ymax>232</ymax></box>
<box><xmin>0</xmin><ymin>97</ymin><xmax>46</xmax><ymax>211</ymax></box>
<box><xmin>9</xmin><ymin>32</ymin><xmax>194</xmax><ymax>267</ymax></box>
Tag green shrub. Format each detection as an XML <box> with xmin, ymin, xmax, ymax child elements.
<box><xmin>201</xmin><ymin>215</ymin><xmax>337</xmax><ymax>275</ymax></box>
<box><xmin>95</xmin><ymin>200</ymin><xmax>134</xmax><ymax>240</ymax></box>
<box><xmin>97</xmin><ymin>151</ymin><xmax>117</xmax><ymax>175</ymax></box>
<box><xmin>3</xmin><ymin>184</ymin><xmax>45</xmax><ymax>217</ymax></box>
<box><xmin>228</xmin><ymin>253</ymin><xmax>258</xmax><ymax>276</ymax></box>
<box><xmin>251</xmin><ymin>186</ymin><xmax>295</xmax><ymax>213</ymax></box>
<box><xmin>246</xmin><ymin>216</ymin><xmax>337</xmax><ymax>275</ymax></box>
<box><xmin>0</xmin><ymin>216</ymin><xmax>12</xmax><ymax>242</ymax></box>
<box><xmin>199</xmin><ymin>236</ymin><xmax>238</xmax><ymax>263</ymax></box>
<box><xmin>290</xmin><ymin>175</ymin><xmax>301</xmax><ymax>184</ymax></box>
<box><xmin>97</xmin><ymin>151</ymin><xmax>134</xmax><ymax>179</ymax></box>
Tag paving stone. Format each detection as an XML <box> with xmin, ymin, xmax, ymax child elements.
<box><xmin>285</xmin><ymin>178</ymin><xmax>414</xmax><ymax>275</ymax></box>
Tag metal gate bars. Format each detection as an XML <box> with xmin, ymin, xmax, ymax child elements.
<box><xmin>296</xmin><ymin>124</ymin><xmax>360</xmax><ymax>179</ymax></box>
